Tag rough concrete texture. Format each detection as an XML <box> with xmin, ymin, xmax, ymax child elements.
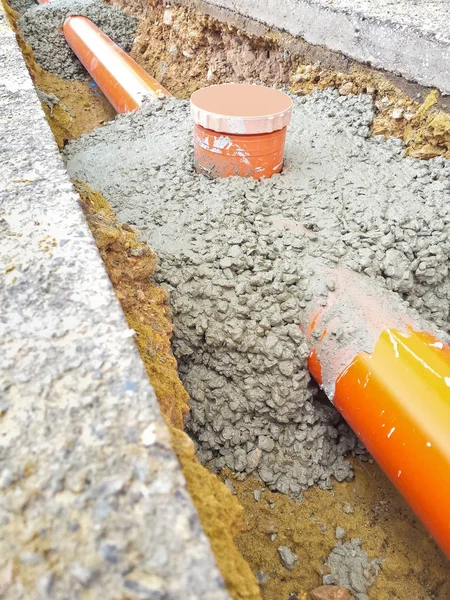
<box><xmin>19</xmin><ymin>0</ymin><xmax>137</xmax><ymax>79</ymax></box>
<box><xmin>64</xmin><ymin>92</ymin><xmax>450</xmax><ymax>494</ymax></box>
<box><xmin>0</xmin><ymin>5</ymin><xmax>230</xmax><ymax>598</ymax></box>
<box><xmin>324</xmin><ymin>538</ymin><xmax>382</xmax><ymax>600</ymax></box>
<box><xmin>8</xmin><ymin>0</ymin><xmax>34</xmax><ymax>16</ymax></box>
<box><xmin>179</xmin><ymin>0</ymin><xmax>450</xmax><ymax>93</ymax></box>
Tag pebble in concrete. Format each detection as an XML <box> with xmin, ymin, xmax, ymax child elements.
<box><xmin>64</xmin><ymin>91</ymin><xmax>450</xmax><ymax>495</ymax></box>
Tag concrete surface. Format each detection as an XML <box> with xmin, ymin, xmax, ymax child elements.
<box><xmin>0</xmin><ymin>5</ymin><xmax>229</xmax><ymax>598</ymax></box>
<box><xmin>181</xmin><ymin>0</ymin><xmax>450</xmax><ymax>94</ymax></box>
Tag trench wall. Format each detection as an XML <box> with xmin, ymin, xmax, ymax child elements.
<box><xmin>178</xmin><ymin>0</ymin><xmax>450</xmax><ymax>94</ymax></box>
<box><xmin>0</xmin><ymin>3</ymin><xmax>231</xmax><ymax>598</ymax></box>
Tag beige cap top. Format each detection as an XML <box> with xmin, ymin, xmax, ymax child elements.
<box><xmin>190</xmin><ymin>83</ymin><xmax>293</xmax><ymax>135</ymax></box>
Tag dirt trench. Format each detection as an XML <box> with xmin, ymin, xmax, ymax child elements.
<box><xmin>6</xmin><ymin>0</ymin><xmax>450</xmax><ymax>598</ymax></box>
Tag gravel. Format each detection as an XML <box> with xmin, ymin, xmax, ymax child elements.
<box><xmin>64</xmin><ymin>90</ymin><xmax>450</xmax><ymax>495</ymax></box>
<box><xmin>19</xmin><ymin>0</ymin><xmax>138</xmax><ymax>79</ymax></box>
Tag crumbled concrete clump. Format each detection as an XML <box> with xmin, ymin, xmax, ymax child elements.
<box><xmin>19</xmin><ymin>0</ymin><xmax>138</xmax><ymax>79</ymax></box>
<box><xmin>324</xmin><ymin>538</ymin><xmax>382</xmax><ymax>600</ymax></box>
<box><xmin>64</xmin><ymin>91</ymin><xmax>450</xmax><ymax>494</ymax></box>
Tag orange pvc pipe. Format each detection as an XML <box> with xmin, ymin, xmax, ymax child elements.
<box><xmin>308</xmin><ymin>276</ymin><xmax>450</xmax><ymax>558</ymax></box>
<box><xmin>63</xmin><ymin>16</ymin><xmax>170</xmax><ymax>113</ymax></box>
<box><xmin>193</xmin><ymin>123</ymin><xmax>287</xmax><ymax>179</ymax></box>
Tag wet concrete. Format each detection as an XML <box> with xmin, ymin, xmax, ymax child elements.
<box><xmin>19</xmin><ymin>0</ymin><xmax>137</xmax><ymax>78</ymax></box>
<box><xmin>64</xmin><ymin>91</ymin><xmax>450</xmax><ymax>495</ymax></box>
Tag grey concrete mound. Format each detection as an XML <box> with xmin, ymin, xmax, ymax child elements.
<box><xmin>0</xmin><ymin>5</ymin><xmax>229</xmax><ymax>599</ymax></box>
<box><xmin>180</xmin><ymin>0</ymin><xmax>450</xmax><ymax>94</ymax></box>
<box><xmin>63</xmin><ymin>92</ymin><xmax>450</xmax><ymax>494</ymax></box>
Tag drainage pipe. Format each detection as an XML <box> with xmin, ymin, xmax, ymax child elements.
<box><xmin>306</xmin><ymin>268</ymin><xmax>450</xmax><ymax>558</ymax></box>
<box><xmin>62</xmin><ymin>16</ymin><xmax>170</xmax><ymax>113</ymax></box>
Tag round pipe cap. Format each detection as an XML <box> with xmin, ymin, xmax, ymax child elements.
<box><xmin>190</xmin><ymin>83</ymin><xmax>293</xmax><ymax>135</ymax></box>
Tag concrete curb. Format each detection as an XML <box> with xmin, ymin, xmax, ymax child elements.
<box><xmin>191</xmin><ymin>0</ymin><xmax>450</xmax><ymax>94</ymax></box>
<box><xmin>0</xmin><ymin>5</ymin><xmax>229</xmax><ymax>598</ymax></box>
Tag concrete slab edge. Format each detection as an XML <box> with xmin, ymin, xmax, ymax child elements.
<box><xmin>0</xmin><ymin>4</ymin><xmax>229</xmax><ymax>598</ymax></box>
<box><xmin>190</xmin><ymin>0</ymin><xmax>450</xmax><ymax>94</ymax></box>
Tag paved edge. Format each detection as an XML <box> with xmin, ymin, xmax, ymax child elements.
<box><xmin>185</xmin><ymin>0</ymin><xmax>450</xmax><ymax>94</ymax></box>
<box><xmin>0</xmin><ymin>5</ymin><xmax>229</xmax><ymax>599</ymax></box>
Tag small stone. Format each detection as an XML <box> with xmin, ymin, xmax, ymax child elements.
<box><xmin>0</xmin><ymin>469</ymin><xmax>15</xmax><ymax>489</ymax></box>
<box><xmin>246</xmin><ymin>448</ymin><xmax>262</xmax><ymax>471</ymax></box>
<box><xmin>342</xmin><ymin>502</ymin><xmax>354</xmax><ymax>514</ymax></box>
<box><xmin>224</xmin><ymin>478</ymin><xmax>236</xmax><ymax>495</ymax></box>
<box><xmin>72</xmin><ymin>564</ymin><xmax>99</xmax><ymax>588</ymax></box>
<box><xmin>253</xmin><ymin>488</ymin><xmax>263</xmax><ymax>501</ymax></box>
<box><xmin>366</xmin><ymin>86</ymin><xmax>375</xmax><ymax>94</ymax></box>
<box><xmin>168</xmin><ymin>44</ymin><xmax>178</xmax><ymax>56</ymax></box>
<box><xmin>20</xmin><ymin>552</ymin><xmax>43</xmax><ymax>565</ymax></box>
<box><xmin>292</xmin><ymin>73</ymin><xmax>311</xmax><ymax>82</ymax></box>
<box><xmin>335</xmin><ymin>526</ymin><xmax>346</xmax><ymax>540</ymax></box>
<box><xmin>391</xmin><ymin>107</ymin><xmax>404</xmax><ymax>119</ymax></box>
<box><xmin>323</xmin><ymin>574</ymin><xmax>335</xmax><ymax>585</ymax></box>
<box><xmin>182</xmin><ymin>50</ymin><xmax>194</xmax><ymax>59</ymax></box>
<box><xmin>256</xmin><ymin>570</ymin><xmax>270</xmax><ymax>586</ymax></box>
<box><xmin>271</xmin><ymin>533</ymin><xmax>277</xmax><ymax>541</ymax></box>
<box><xmin>36</xmin><ymin>573</ymin><xmax>54</xmax><ymax>599</ymax></box>
<box><xmin>162</xmin><ymin>9</ymin><xmax>173</xmax><ymax>25</ymax></box>
<box><xmin>279</xmin><ymin>361</ymin><xmax>294</xmax><ymax>376</ymax></box>
<box><xmin>310</xmin><ymin>585</ymin><xmax>351</xmax><ymax>600</ymax></box>
<box><xmin>124</xmin><ymin>571</ymin><xmax>165</xmax><ymax>598</ymax></box>
<box><xmin>140</xmin><ymin>423</ymin><xmax>156</xmax><ymax>446</ymax></box>
<box><xmin>278</xmin><ymin>546</ymin><xmax>297</xmax><ymax>570</ymax></box>
<box><xmin>220</xmin><ymin>256</ymin><xmax>233</xmax><ymax>269</ymax></box>
<box><xmin>338</xmin><ymin>82</ymin><xmax>353</xmax><ymax>95</ymax></box>
<box><xmin>404</xmin><ymin>111</ymin><xmax>415</xmax><ymax>121</ymax></box>
<box><xmin>258</xmin><ymin>435</ymin><xmax>275</xmax><ymax>452</ymax></box>
<box><xmin>0</xmin><ymin>560</ymin><xmax>13</xmax><ymax>596</ymax></box>
<box><xmin>242</xmin><ymin>49</ymin><xmax>256</xmax><ymax>64</ymax></box>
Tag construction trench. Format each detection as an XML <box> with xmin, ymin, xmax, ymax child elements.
<box><xmin>1</xmin><ymin>0</ymin><xmax>450</xmax><ymax>598</ymax></box>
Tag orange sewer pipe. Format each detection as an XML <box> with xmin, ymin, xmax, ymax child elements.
<box><xmin>307</xmin><ymin>269</ymin><xmax>450</xmax><ymax>558</ymax></box>
<box><xmin>62</xmin><ymin>16</ymin><xmax>170</xmax><ymax>113</ymax></box>
<box><xmin>40</xmin><ymin>7</ymin><xmax>450</xmax><ymax>557</ymax></box>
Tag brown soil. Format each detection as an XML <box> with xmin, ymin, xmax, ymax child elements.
<box><xmin>108</xmin><ymin>0</ymin><xmax>450</xmax><ymax>159</ymax></box>
<box><xmin>226</xmin><ymin>460</ymin><xmax>450</xmax><ymax>600</ymax></box>
<box><xmin>7</xmin><ymin>0</ymin><xmax>450</xmax><ymax>598</ymax></box>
